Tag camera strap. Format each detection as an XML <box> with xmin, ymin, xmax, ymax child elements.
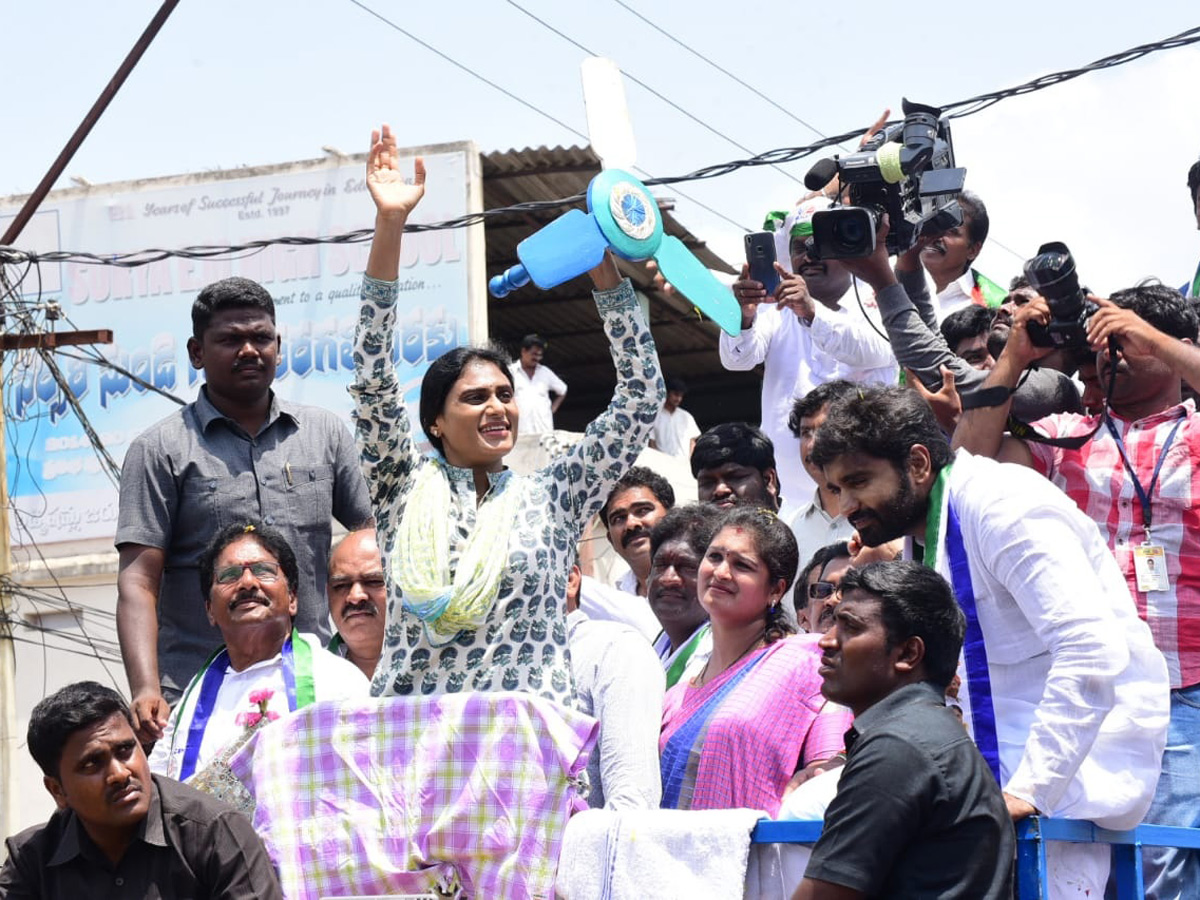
<box><xmin>962</xmin><ymin>337</ymin><xmax>1120</xmax><ymax>450</ymax></box>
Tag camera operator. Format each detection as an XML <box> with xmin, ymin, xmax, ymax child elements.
<box><xmin>903</xmin><ymin>190</ymin><xmax>990</xmax><ymax>321</ymax></box>
<box><xmin>952</xmin><ymin>282</ymin><xmax>1200</xmax><ymax>900</ymax></box>
<box><xmin>721</xmin><ymin>197</ymin><xmax>898</xmax><ymax>506</ymax></box>
<box><xmin>841</xmin><ymin>215</ymin><xmax>1081</xmax><ymax>429</ymax></box>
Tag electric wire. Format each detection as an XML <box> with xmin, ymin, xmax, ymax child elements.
<box><xmin>608</xmin><ymin>0</ymin><xmax>848</xmax><ymax>151</ymax></box>
<box><xmin>345</xmin><ymin>0</ymin><xmax>754</xmax><ymax>232</ymax></box>
<box><xmin>504</xmin><ymin>0</ymin><xmax>805</xmax><ymax>187</ymax></box>
<box><xmin>9</xmin><ymin>22</ymin><xmax>1195</xmax><ymax>266</ymax></box>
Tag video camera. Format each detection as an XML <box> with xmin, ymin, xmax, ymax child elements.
<box><xmin>803</xmin><ymin>99</ymin><xmax>967</xmax><ymax>260</ymax></box>
<box><xmin>1023</xmin><ymin>242</ymin><xmax>1097</xmax><ymax>349</ymax></box>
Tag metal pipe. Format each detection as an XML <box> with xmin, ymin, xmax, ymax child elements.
<box><xmin>0</xmin><ymin>0</ymin><xmax>183</xmax><ymax>247</ymax></box>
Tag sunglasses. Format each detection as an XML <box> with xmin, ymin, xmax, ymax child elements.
<box><xmin>808</xmin><ymin>580</ymin><xmax>837</xmax><ymax>600</ymax></box>
<box><xmin>215</xmin><ymin>561</ymin><xmax>280</xmax><ymax>585</ymax></box>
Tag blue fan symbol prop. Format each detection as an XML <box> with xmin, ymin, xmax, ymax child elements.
<box><xmin>487</xmin><ymin>60</ymin><xmax>742</xmax><ymax>336</ymax></box>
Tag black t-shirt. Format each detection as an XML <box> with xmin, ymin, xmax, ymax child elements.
<box><xmin>805</xmin><ymin>682</ymin><xmax>1015</xmax><ymax>899</ymax></box>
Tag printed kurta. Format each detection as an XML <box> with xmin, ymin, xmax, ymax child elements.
<box><xmin>352</xmin><ymin>275</ymin><xmax>663</xmax><ymax>706</ymax></box>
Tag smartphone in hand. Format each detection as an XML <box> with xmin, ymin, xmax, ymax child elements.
<box><xmin>744</xmin><ymin>231</ymin><xmax>780</xmax><ymax>296</ymax></box>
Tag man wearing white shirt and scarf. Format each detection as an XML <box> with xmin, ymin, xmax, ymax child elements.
<box><xmin>811</xmin><ymin>385</ymin><xmax>1169</xmax><ymax>898</ymax></box>
<box><xmin>721</xmin><ymin>197</ymin><xmax>898</xmax><ymax>505</ymax></box>
<box><xmin>149</xmin><ymin>523</ymin><xmax>369</xmax><ymax>780</ymax></box>
<box><xmin>645</xmin><ymin>505</ymin><xmax>720</xmax><ymax>688</ymax></box>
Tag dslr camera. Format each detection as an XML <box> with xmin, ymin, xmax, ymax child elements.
<box><xmin>1023</xmin><ymin>242</ymin><xmax>1097</xmax><ymax>349</ymax></box>
<box><xmin>804</xmin><ymin>99</ymin><xmax>967</xmax><ymax>260</ymax></box>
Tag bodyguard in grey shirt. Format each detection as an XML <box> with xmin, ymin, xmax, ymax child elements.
<box><xmin>115</xmin><ymin>277</ymin><xmax>371</xmax><ymax>745</ymax></box>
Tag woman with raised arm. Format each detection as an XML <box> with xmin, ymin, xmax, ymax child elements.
<box><xmin>352</xmin><ymin>125</ymin><xmax>664</xmax><ymax>706</ymax></box>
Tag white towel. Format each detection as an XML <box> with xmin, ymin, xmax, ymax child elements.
<box><xmin>747</xmin><ymin>767</ymin><xmax>843</xmax><ymax>899</ymax></box>
<box><xmin>556</xmin><ymin>807</ymin><xmax>762</xmax><ymax>899</ymax></box>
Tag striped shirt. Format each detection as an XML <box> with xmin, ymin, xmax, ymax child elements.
<box><xmin>1028</xmin><ymin>400</ymin><xmax>1200</xmax><ymax>688</ymax></box>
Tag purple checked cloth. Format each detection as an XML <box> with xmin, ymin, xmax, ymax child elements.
<box><xmin>229</xmin><ymin>692</ymin><xmax>598</xmax><ymax>899</ymax></box>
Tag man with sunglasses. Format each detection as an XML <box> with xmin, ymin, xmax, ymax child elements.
<box><xmin>149</xmin><ymin>523</ymin><xmax>368</xmax><ymax>780</ymax></box>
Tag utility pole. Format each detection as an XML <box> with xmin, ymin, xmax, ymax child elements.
<box><xmin>0</xmin><ymin>0</ymin><xmax>176</xmax><ymax>841</ymax></box>
<box><xmin>0</xmin><ymin>310</ymin><xmax>113</xmax><ymax>841</ymax></box>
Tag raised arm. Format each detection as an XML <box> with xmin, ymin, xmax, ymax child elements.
<box><xmin>364</xmin><ymin>124</ymin><xmax>425</xmax><ymax>281</ymax></box>
<box><xmin>350</xmin><ymin>125</ymin><xmax>428</xmax><ymax>522</ymax></box>
<box><xmin>1086</xmin><ymin>296</ymin><xmax>1200</xmax><ymax>396</ymax></box>
<box><xmin>949</xmin><ymin>300</ymin><xmax>1052</xmax><ymax>466</ymax></box>
<box><xmin>840</xmin><ymin>219</ymin><xmax>983</xmax><ymax>397</ymax></box>
<box><xmin>718</xmin><ymin>264</ymin><xmax>780</xmax><ymax>370</ymax></box>
<box><xmin>548</xmin><ymin>252</ymin><xmax>665</xmax><ymax>529</ymax></box>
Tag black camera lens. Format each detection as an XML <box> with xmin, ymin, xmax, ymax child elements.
<box><xmin>834</xmin><ymin>217</ymin><xmax>866</xmax><ymax>247</ymax></box>
<box><xmin>810</xmin><ymin>207</ymin><xmax>878</xmax><ymax>259</ymax></box>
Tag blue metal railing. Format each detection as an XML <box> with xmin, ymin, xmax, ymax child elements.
<box><xmin>751</xmin><ymin>816</ymin><xmax>1200</xmax><ymax>898</ymax></box>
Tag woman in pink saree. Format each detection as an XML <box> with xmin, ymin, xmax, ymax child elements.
<box><xmin>659</xmin><ymin>506</ymin><xmax>852</xmax><ymax>816</ymax></box>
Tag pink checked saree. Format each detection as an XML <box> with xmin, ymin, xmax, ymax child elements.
<box><xmin>659</xmin><ymin>632</ymin><xmax>851</xmax><ymax>816</ymax></box>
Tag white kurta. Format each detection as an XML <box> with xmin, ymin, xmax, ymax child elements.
<box><xmin>149</xmin><ymin>632</ymin><xmax>370</xmax><ymax>779</ymax></box>
<box><xmin>651</xmin><ymin>406</ymin><xmax>700</xmax><ymax>460</ymax></box>
<box><xmin>509</xmin><ymin>362</ymin><xmax>567</xmax><ymax>435</ymax></box>
<box><xmin>932</xmin><ymin>451</ymin><xmax>1168</xmax><ymax>830</ymax></box>
<box><xmin>718</xmin><ymin>286</ymin><xmax>897</xmax><ymax>506</ymax></box>
<box><xmin>578</xmin><ymin>575</ymin><xmax>660</xmax><ymax>642</ymax></box>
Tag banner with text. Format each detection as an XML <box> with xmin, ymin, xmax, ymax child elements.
<box><xmin>0</xmin><ymin>143</ymin><xmax>482</xmax><ymax>545</ymax></box>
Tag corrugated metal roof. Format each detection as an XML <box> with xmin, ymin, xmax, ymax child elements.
<box><xmin>483</xmin><ymin>145</ymin><xmax>760</xmax><ymax>431</ymax></box>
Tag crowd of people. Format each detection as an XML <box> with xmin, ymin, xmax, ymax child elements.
<box><xmin>3</xmin><ymin>122</ymin><xmax>1200</xmax><ymax>900</ymax></box>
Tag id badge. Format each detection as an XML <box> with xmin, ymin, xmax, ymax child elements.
<box><xmin>1134</xmin><ymin>543</ymin><xmax>1169</xmax><ymax>593</ymax></box>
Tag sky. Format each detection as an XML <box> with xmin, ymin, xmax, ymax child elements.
<box><xmin>3</xmin><ymin>0</ymin><xmax>1200</xmax><ymax>296</ymax></box>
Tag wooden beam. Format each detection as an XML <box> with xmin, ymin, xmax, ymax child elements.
<box><xmin>0</xmin><ymin>329</ymin><xmax>114</xmax><ymax>351</ymax></box>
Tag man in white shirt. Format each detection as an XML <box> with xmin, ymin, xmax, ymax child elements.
<box><xmin>508</xmin><ymin>334</ymin><xmax>567</xmax><ymax>434</ymax></box>
<box><xmin>150</xmin><ymin>523</ymin><xmax>368</xmax><ymax>780</ymax></box>
<box><xmin>916</xmin><ymin>190</ymin><xmax>990</xmax><ymax>322</ymax></box>
<box><xmin>785</xmin><ymin>380</ymin><xmax>858</xmax><ymax>569</ymax></box>
<box><xmin>650</xmin><ymin>377</ymin><xmax>701</xmax><ymax>460</ymax></box>
<box><xmin>566</xmin><ymin>564</ymin><xmax>664</xmax><ymax>809</ymax></box>
<box><xmin>721</xmin><ymin>196</ymin><xmax>897</xmax><ymax>504</ymax></box>
<box><xmin>811</xmin><ymin>384</ymin><xmax>1169</xmax><ymax>898</ymax></box>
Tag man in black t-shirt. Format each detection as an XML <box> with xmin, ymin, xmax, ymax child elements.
<box><xmin>0</xmin><ymin>681</ymin><xmax>281</xmax><ymax>899</ymax></box>
<box><xmin>793</xmin><ymin>561</ymin><xmax>1014</xmax><ymax>900</ymax></box>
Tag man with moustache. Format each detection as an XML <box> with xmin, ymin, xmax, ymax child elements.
<box><xmin>721</xmin><ymin>196</ymin><xmax>898</xmax><ymax>503</ymax></box>
<box><xmin>327</xmin><ymin>528</ymin><xmax>387</xmax><ymax>679</ymax></box>
<box><xmin>646</xmin><ymin>504</ymin><xmax>722</xmax><ymax>687</ymax></box>
<box><xmin>576</xmin><ymin>468</ymin><xmax>673</xmax><ymax>640</ymax></box>
<box><xmin>810</xmin><ymin>384</ymin><xmax>1168</xmax><ymax>899</ymax></box>
<box><xmin>0</xmin><ymin>681</ymin><xmax>282</xmax><ymax>898</ymax></box>
<box><xmin>149</xmin><ymin>523</ymin><xmax>368</xmax><ymax>781</ymax></box>
<box><xmin>116</xmin><ymin>276</ymin><xmax>373</xmax><ymax>745</ymax></box>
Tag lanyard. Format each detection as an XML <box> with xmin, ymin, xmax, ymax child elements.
<box><xmin>1104</xmin><ymin>415</ymin><xmax>1185</xmax><ymax>532</ymax></box>
<box><xmin>178</xmin><ymin>629</ymin><xmax>313</xmax><ymax>781</ymax></box>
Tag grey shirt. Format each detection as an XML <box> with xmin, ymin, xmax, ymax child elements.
<box><xmin>805</xmin><ymin>682</ymin><xmax>1015</xmax><ymax>898</ymax></box>
<box><xmin>0</xmin><ymin>774</ymin><xmax>283</xmax><ymax>899</ymax></box>
<box><xmin>883</xmin><ymin>267</ymin><xmax>1081</xmax><ymax>420</ymax></box>
<box><xmin>116</xmin><ymin>387</ymin><xmax>372</xmax><ymax>698</ymax></box>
